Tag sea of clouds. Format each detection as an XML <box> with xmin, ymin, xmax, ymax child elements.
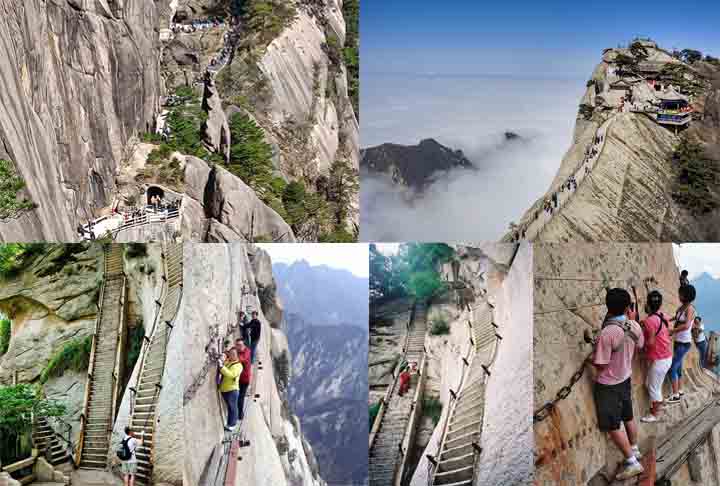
<box><xmin>360</xmin><ymin>74</ymin><xmax>586</xmax><ymax>241</ymax></box>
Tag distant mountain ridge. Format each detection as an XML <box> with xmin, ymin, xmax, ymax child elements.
<box><xmin>360</xmin><ymin>138</ymin><xmax>474</xmax><ymax>190</ymax></box>
<box><xmin>691</xmin><ymin>272</ymin><xmax>720</xmax><ymax>333</ymax></box>
<box><xmin>273</xmin><ymin>261</ymin><xmax>368</xmax><ymax>327</ymax></box>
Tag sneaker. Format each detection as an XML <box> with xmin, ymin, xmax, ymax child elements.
<box><xmin>666</xmin><ymin>394</ymin><xmax>682</xmax><ymax>404</ymax></box>
<box><xmin>631</xmin><ymin>445</ymin><xmax>643</xmax><ymax>459</ymax></box>
<box><xmin>223</xmin><ymin>426</ymin><xmax>232</xmax><ymax>432</ymax></box>
<box><xmin>616</xmin><ymin>461</ymin><xmax>644</xmax><ymax>480</ymax></box>
<box><xmin>679</xmin><ymin>391</ymin><xmax>686</xmax><ymax>397</ymax></box>
<box><xmin>640</xmin><ymin>414</ymin><xmax>659</xmax><ymax>423</ymax></box>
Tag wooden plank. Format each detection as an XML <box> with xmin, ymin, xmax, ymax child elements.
<box><xmin>656</xmin><ymin>400</ymin><xmax>720</xmax><ymax>479</ymax></box>
<box><xmin>224</xmin><ymin>439</ymin><xmax>240</xmax><ymax>486</ymax></box>
<box><xmin>638</xmin><ymin>436</ymin><xmax>656</xmax><ymax>486</ymax></box>
<box><xmin>2</xmin><ymin>457</ymin><xmax>35</xmax><ymax>473</ymax></box>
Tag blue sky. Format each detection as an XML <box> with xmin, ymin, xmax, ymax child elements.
<box><xmin>257</xmin><ymin>244</ymin><xmax>369</xmax><ymax>278</ymax></box>
<box><xmin>362</xmin><ymin>0</ymin><xmax>720</xmax><ymax>78</ymax></box>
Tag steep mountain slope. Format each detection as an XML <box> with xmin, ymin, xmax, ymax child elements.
<box><xmin>286</xmin><ymin>314</ymin><xmax>368</xmax><ymax>486</ymax></box>
<box><xmin>273</xmin><ymin>260</ymin><xmax>368</xmax><ymax>486</ymax></box>
<box><xmin>506</xmin><ymin>40</ymin><xmax>720</xmax><ymax>242</ymax></box>
<box><xmin>361</xmin><ymin>138</ymin><xmax>474</xmax><ymax>190</ymax></box>
<box><xmin>0</xmin><ymin>0</ymin><xmax>164</xmax><ymax>241</ymax></box>
<box><xmin>273</xmin><ymin>260</ymin><xmax>368</xmax><ymax>327</ymax></box>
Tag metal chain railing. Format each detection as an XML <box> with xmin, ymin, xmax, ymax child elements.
<box><xmin>533</xmin><ymin>351</ymin><xmax>593</xmax><ymax>423</ymax></box>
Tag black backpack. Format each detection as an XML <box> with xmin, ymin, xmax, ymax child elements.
<box><xmin>117</xmin><ymin>437</ymin><xmax>132</xmax><ymax>461</ymax></box>
<box><xmin>649</xmin><ymin>312</ymin><xmax>669</xmax><ymax>336</ymax></box>
<box><xmin>601</xmin><ymin>317</ymin><xmax>639</xmax><ymax>352</ymax></box>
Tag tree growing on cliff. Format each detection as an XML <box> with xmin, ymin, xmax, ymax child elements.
<box><xmin>671</xmin><ymin>138</ymin><xmax>719</xmax><ymax>214</ymax></box>
<box><xmin>0</xmin><ymin>384</ymin><xmax>66</xmax><ymax>433</ymax></box>
<box><xmin>227</xmin><ymin>112</ymin><xmax>277</xmax><ymax>199</ymax></box>
<box><xmin>0</xmin><ymin>159</ymin><xmax>35</xmax><ymax>219</ymax></box>
<box><xmin>407</xmin><ymin>270</ymin><xmax>446</xmax><ymax>301</ymax></box>
<box><xmin>0</xmin><ymin>317</ymin><xmax>10</xmax><ymax>356</ymax></box>
<box><xmin>680</xmin><ymin>49</ymin><xmax>703</xmax><ymax>64</ymax></box>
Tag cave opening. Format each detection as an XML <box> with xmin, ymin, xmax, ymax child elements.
<box><xmin>147</xmin><ymin>186</ymin><xmax>165</xmax><ymax>205</ymax></box>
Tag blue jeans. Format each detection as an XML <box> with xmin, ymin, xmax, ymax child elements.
<box><xmin>237</xmin><ymin>383</ymin><xmax>250</xmax><ymax>421</ymax></box>
<box><xmin>669</xmin><ymin>342</ymin><xmax>692</xmax><ymax>382</ymax></box>
<box><xmin>249</xmin><ymin>340</ymin><xmax>259</xmax><ymax>363</ymax></box>
<box><xmin>696</xmin><ymin>340</ymin><xmax>708</xmax><ymax>368</ymax></box>
<box><xmin>222</xmin><ymin>390</ymin><xmax>239</xmax><ymax>428</ymax></box>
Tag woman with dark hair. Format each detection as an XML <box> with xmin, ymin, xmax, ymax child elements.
<box><xmin>640</xmin><ymin>290</ymin><xmax>672</xmax><ymax>422</ymax></box>
<box><xmin>667</xmin><ymin>284</ymin><xmax>697</xmax><ymax>404</ymax></box>
<box><xmin>692</xmin><ymin>316</ymin><xmax>707</xmax><ymax>368</ymax></box>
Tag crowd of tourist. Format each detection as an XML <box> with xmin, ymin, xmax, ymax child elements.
<box><xmin>589</xmin><ymin>273</ymin><xmax>709</xmax><ymax>480</ymax></box>
<box><xmin>171</xmin><ymin>17</ymin><xmax>225</xmax><ymax>34</ymax></box>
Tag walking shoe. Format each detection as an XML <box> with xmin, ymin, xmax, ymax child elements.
<box><xmin>616</xmin><ymin>461</ymin><xmax>644</xmax><ymax>480</ymax></box>
<box><xmin>640</xmin><ymin>414</ymin><xmax>659</xmax><ymax>423</ymax></box>
<box><xmin>679</xmin><ymin>391</ymin><xmax>686</xmax><ymax>397</ymax></box>
<box><xmin>631</xmin><ymin>445</ymin><xmax>643</xmax><ymax>459</ymax></box>
<box><xmin>666</xmin><ymin>394</ymin><xmax>682</xmax><ymax>404</ymax></box>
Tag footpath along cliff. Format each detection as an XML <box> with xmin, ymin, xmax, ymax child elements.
<box><xmin>505</xmin><ymin>39</ymin><xmax>720</xmax><ymax>242</ymax></box>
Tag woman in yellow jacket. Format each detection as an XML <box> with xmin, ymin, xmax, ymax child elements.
<box><xmin>218</xmin><ymin>348</ymin><xmax>243</xmax><ymax>431</ymax></box>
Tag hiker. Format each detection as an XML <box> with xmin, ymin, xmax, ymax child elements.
<box><xmin>398</xmin><ymin>362</ymin><xmax>417</xmax><ymax>396</ymax></box>
<box><xmin>235</xmin><ymin>338</ymin><xmax>252</xmax><ymax>421</ymax></box>
<box><xmin>592</xmin><ymin>288</ymin><xmax>645</xmax><ymax>480</ymax></box>
<box><xmin>640</xmin><ymin>290</ymin><xmax>672</xmax><ymax>423</ymax></box>
<box><xmin>246</xmin><ymin>311</ymin><xmax>262</xmax><ymax>363</ymax></box>
<box><xmin>692</xmin><ymin>316</ymin><xmax>707</xmax><ymax>368</ymax></box>
<box><xmin>679</xmin><ymin>269</ymin><xmax>689</xmax><ymax>287</ymax></box>
<box><xmin>667</xmin><ymin>284</ymin><xmax>697</xmax><ymax>403</ymax></box>
<box><xmin>218</xmin><ymin>348</ymin><xmax>243</xmax><ymax>431</ymax></box>
<box><xmin>119</xmin><ymin>426</ymin><xmax>144</xmax><ymax>486</ymax></box>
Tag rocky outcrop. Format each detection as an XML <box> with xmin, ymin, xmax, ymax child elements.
<box><xmin>181</xmin><ymin>157</ymin><xmax>296</xmax><ymax>242</ymax></box>
<box><xmin>0</xmin><ymin>0</ymin><xmax>163</xmax><ymax>241</ymax></box>
<box><xmin>534</xmin><ymin>243</ymin><xmax>720</xmax><ymax>484</ymax></box>
<box><xmin>510</xmin><ymin>42</ymin><xmax>720</xmax><ymax>242</ymax></box>
<box><xmin>182</xmin><ymin>243</ymin><xmax>324</xmax><ymax>486</ymax></box>
<box><xmin>361</xmin><ymin>139</ymin><xmax>474</xmax><ymax>190</ymax></box>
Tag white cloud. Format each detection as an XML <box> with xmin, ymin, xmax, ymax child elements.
<box><xmin>256</xmin><ymin>244</ymin><xmax>369</xmax><ymax>278</ymax></box>
<box><xmin>674</xmin><ymin>243</ymin><xmax>720</xmax><ymax>280</ymax></box>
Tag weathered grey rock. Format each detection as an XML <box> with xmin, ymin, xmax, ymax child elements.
<box><xmin>0</xmin><ymin>0</ymin><xmax>162</xmax><ymax>241</ymax></box>
<box><xmin>202</xmin><ymin>79</ymin><xmax>230</xmax><ymax>161</ymax></box>
<box><xmin>249</xmin><ymin>249</ymin><xmax>283</xmax><ymax>328</ymax></box>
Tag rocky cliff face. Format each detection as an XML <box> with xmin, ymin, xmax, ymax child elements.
<box><xmin>534</xmin><ymin>243</ymin><xmax>720</xmax><ymax>485</ymax></box>
<box><xmin>0</xmin><ymin>0</ymin><xmax>164</xmax><ymax>241</ymax></box>
<box><xmin>510</xmin><ymin>42</ymin><xmax>720</xmax><ymax>242</ymax></box>
<box><xmin>182</xmin><ymin>243</ymin><xmax>324</xmax><ymax>486</ymax></box>
<box><xmin>361</xmin><ymin>139</ymin><xmax>474</xmax><ymax>191</ymax></box>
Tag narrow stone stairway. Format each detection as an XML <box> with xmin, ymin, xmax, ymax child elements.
<box><xmin>432</xmin><ymin>303</ymin><xmax>497</xmax><ymax>486</ymax></box>
<box><xmin>369</xmin><ymin>301</ymin><xmax>428</xmax><ymax>486</ymax></box>
<box><xmin>132</xmin><ymin>243</ymin><xmax>183</xmax><ymax>485</ymax></box>
<box><xmin>33</xmin><ymin>417</ymin><xmax>71</xmax><ymax>467</ymax></box>
<box><xmin>79</xmin><ymin>245</ymin><xmax>126</xmax><ymax>470</ymax></box>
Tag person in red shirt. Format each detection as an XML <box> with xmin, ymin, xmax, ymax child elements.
<box><xmin>640</xmin><ymin>290</ymin><xmax>673</xmax><ymax>423</ymax></box>
<box><xmin>234</xmin><ymin>338</ymin><xmax>253</xmax><ymax>421</ymax></box>
<box><xmin>398</xmin><ymin>362</ymin><xmax>417</xmax><ymax>396</ymax></box>
<box><xmin>592</xmin><ymin>288</ymin><xmax>645</xmax><ymax>481</ymax></box>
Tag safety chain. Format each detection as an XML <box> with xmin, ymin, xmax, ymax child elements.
<box><xmin>533</xmin><ymin>351</ymin><xmax>593</xmax><ymax>423</ymax></box>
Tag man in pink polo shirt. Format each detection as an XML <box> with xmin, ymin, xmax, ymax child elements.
<box><xmin>592</xmin><ymin>288</ymin><xmax>645</xmax><ymax>481</ymax></box>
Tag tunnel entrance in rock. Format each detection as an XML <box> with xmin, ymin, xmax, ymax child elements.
<box><xmin>147</xmin><ymin>186</ymin><xmax>165</xmax><ymax>205</ymax></box>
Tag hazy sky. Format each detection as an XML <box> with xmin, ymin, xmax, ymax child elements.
<box><xmin>675</xmin><ymin>244</ymin><xmax>720</xmax><ymax>280</ymax></box>
<box><xmin>362</xmin><ymin>0</ymin><xmax>720</xmax><ymax>78</ymax></box>
<box><xmin>257</xmin><ymin>244</ymin><xmax>369</xmax><ymax>278</ymax></box>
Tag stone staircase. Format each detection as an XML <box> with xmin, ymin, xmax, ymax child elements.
<box><xmin>369</xmin><ymin>301</ymin><xmax>428</xmax><ymax>486</ymax></box>
<box><xmin>432</xmin><ymin>303</ymin><xmax>497</xmax><ymax>486</ymax></box>
<box><xmin>130</xmin><ymin>243</ymin><xmax>183</xmax><ymax>485</ymax></box>
<box><xmin>33</xmin><ymin>417</ymin><xmax>71</xmax><ymax>467</ymax></box>
<box><xmin>78</xmin><ymin>245</ymin><xmax>126</xmax><ymax>470</ymax></box>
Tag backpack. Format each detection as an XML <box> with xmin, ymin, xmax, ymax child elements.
<box><xmin>117</xmin><ymin>437</ymin><xmax>132</xmax><ymax>461</ymax></box>
<box><xmin>601</xmin><ymin>317</ymin><xmax>639</xmax><ymax>352</ymax></box>
<box><xmin>649</xmin><ymin>312</ymin><xmax>669</xmax><ymax>336</ymax></box>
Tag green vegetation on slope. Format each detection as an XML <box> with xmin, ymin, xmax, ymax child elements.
<box><xmin>342</xmin><ymin>0</ymin><xmax>359</xmax><ymax>115</ymax></box>
<box><xmin>126</xmin><ymin>323</ymin><xmax>145</xmax><ymax>381</ymax></box>
<box><xmin>430</xmin><ymin>317</ymin><xmax>450</xmax><ymax>336</ymax></box>
<box><xmin>39</xmin><ymin>336</ymin><xmax>93</xmax><ymax>385</ymax></box>
<box><xmin>671</xmin><ymin>137</ymin><xmax>719</xmax><ymax>215</ymax></box>
<box><xmin>0</xmin><ymin>317</ymin><xmax>10</xmax><ymax>355</ymax></box>
<box><xmin>369</xmin><ymin>401</ymin><xmax>380</xmax><ymax>431</ymax></box>
<box><xmin>423</xmin><ymin>397</ymin><xmax>443</xmax><ymax>426</ymax></box>
<box><xmin>0</xmin><ymin>159</ymin><xmax>35</xmax><ymax>219</ymax></box>
<box><xmin>0</xmin><ymin>243</ymin><xmax>48</xmax><ymax>279</ymax></box>
<box><xmin>370</xmin><ymin>243</ymin><xmax>453</xmax><ymax>303</ymax></box>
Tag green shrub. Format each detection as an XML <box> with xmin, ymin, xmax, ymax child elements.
<box><xmin>125</xmin><ymin>243</ymin><xmax>148</xmax><ymax>259</ymax></box>
<box><xmin>39</xmin><ymin>336</ymin><xmax>93</xmax><ymax>384</ymax></box>
<box><xmin>0</xmin><ymin>159</ymin><xmax>35</xmax><ymax>219</ymax></box>
<box><xmin>430</xmin><ymin>318</ymin><xmax>450</xmax><ymax>336</ymax></box>
<box><xmin>0</xmin><ymin>244</ymin><xmax>48</xmax><ymax>279</ymax></box>
<box><xmin>140</xmin><ymin>132</ymin><xmax>164</xmax><ymax>143</ymax></box>
<box><xmin>408</xmin><ymin>270</ymin><xmax>446</xmax><ymax>301</ymax></box>
<box><xmin>423</xmin><ymin>397</ymin><xmax>443</xmax><ymax>426</ymax></box>
<box><xmin>342</xmin><ymin>0</ymin><xmax>359</xmax><ymax>114</ymax></box>
<box><xmin>126</xmin><ymin>323</ymin><xmax>145</xmax><ymax>375</ymax></box>
<box><xmin>0</xmin><ymin>318</ymin><xmax>10</xmax><ymax>355</ymax></box>
<box><xmin>578</xmin><ymin>104</ymin><xmax>594</xmax><ymax>121</ymax></box>
<box><xmin>369</xmin><ymin>401</ymin><xmax>381</xmax><ymax>431</ymax></box>
<box><xmin>227</xmin><ymin>112</ymin><xmax>276</xmax><ymax>199</ymax></box>
<box><xmin>671</xmin><ymin>137</ymin><xmax>719</xmax><ymax>214</ymax></box>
